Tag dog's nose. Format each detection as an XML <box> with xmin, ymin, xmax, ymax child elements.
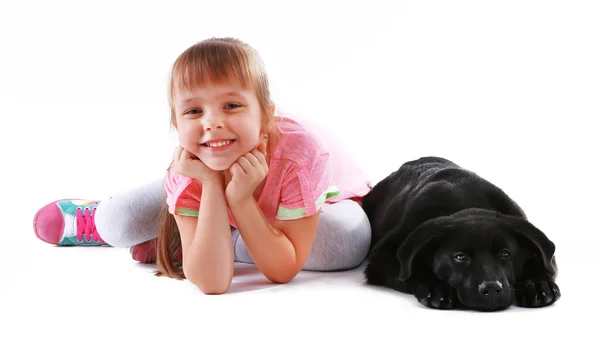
<box><xmin>478</xmin><ymin>281</ymin><xmax>503</xmax><ymax>296</ymax></box>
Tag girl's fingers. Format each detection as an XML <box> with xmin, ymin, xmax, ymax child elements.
<box><xmin>180</xmin><ymin>148</ymin><xmax>192</xmax><ymax>161</ymax></box>
<box><xmin>180</xmin><ymin>148</ymin><xmax>201</xmax><ymax>162</ymax></box>
<box><xmin>257</xmin><ymin>141</ymin><xmax>267</xmax><ymax>156</ymax></box>
<box><xmin>230</xmin><ymin>162</ymin><xmax>244</xmax><ymax>177</ymax></box>
<box><xmin>251</xmin><ymin>148</ymin><xmax>267</xmax><ymax>166</ymax></box>
<box><xmin>245</xmin><ymin>152</ymin><xmax>261</xmax><ymax>168</ymax></box>
<box><xmin>173</xmin><ymin>146</ymin><xmax>183</xmax><ymax>161</ymax></box>
<box><xmin>236</xmin><ymin>156</ymin><xmax>252</xmax><ymax>174</ymax></box>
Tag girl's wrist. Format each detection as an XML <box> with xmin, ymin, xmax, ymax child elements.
<box><xmin>227</xmin><ymin>194</ymin><xmax>254</xmax><ymax>211</ymax></box>
<box><xmin>195</xmin><ymin>172</ymin><xmax>225</xmax><ymax>187</ymax></box>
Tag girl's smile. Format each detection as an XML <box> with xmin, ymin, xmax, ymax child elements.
<box><xmin>201</xmin><ymin>139</ymin><xmax>237</xmax><ymax>152</ymax></box>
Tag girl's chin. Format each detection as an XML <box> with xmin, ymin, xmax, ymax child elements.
<box><xmin>202</xmin><ymin>160</ymin><xmax>235</xmax><ymax>172</ymax></box>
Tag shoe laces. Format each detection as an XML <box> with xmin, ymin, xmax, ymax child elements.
<box><xmin>76</xmin><ymin>207</ymin><xmax>104</xmax><ymax>243</ymax></box>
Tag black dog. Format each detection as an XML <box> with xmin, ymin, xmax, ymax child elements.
<box><xmin>362</xmin><ymin>157</ymin><xmax>560</xmax><ymax>311</ymax></box>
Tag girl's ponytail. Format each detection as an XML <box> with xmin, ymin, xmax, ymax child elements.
<box><xmin>155</xmin><ymin>201</ymin><xmax>185</xmax><ymax>280</ymax></box>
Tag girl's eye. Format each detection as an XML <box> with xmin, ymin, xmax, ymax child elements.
<box><xmin>225</xmin><ymin>103</ymin><xmax>240</xmax><ymax>109</ymax></box>
<box><xmin>185</xmin><ymin>109</ymin><xmax>202</xmax><ymax>115</ymax></box>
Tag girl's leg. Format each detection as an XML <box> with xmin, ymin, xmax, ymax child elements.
<box><xmin>231</xmin><ymin>199</ymin><xmax>372</xmax><ymax>271</ymax></box>
<box><xmin>302</xmin><ymin>199</ymin><xmax>372</xmax><ymax>271</ymax></box>
<box><xmin>33</xmin><ymin>178</ymin><xmax>165</xmax><ymax>250</ymax></box>
<box><xmin>94</xmin><ymin>179</ymin><xmax>166</xmax><ymax>248</ymax></box>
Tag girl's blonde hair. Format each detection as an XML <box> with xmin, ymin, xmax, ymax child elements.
<box><xmin>155</xmin><ymin>37</ymin><xmax>279</xmax><ymax>279</ymax></box>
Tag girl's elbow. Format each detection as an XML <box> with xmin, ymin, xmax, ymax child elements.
<box><xmin>197</xmin><ymin>282</ymin><xmax>230</xmax><ymax>295</ymax></box>
<box><xmin>184</xmin><ymin>267</ymin><xmax>232</xmax><ymax>295</ymax></box>
<box><xmin>263</xmin><ymin>257</ymin><xmax>304</xmax><ymax>284</ymax></box>
<box><xmin>189</xmin><ymin>275</ymin><xmax>231</xmax><ymax>294</ymax></box>
<box><xmin>267</xmin><ymin>275</ymin><xmax>294</xmax><ymax>284</ymax></box>
<box><xmin>265</xmin><ymin>267</ymin><xmax>300</xmax><ymax>284</ymax></box>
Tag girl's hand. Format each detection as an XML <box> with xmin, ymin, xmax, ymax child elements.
<box><xmin>173</xmin><ymin>146</ymin><xmax>222</xmax><ymax>184</ymax></box>
<box><xmin>225</xmin><ymin>142</ymin><xmax>269</xmax><ymax>207</ymax></box>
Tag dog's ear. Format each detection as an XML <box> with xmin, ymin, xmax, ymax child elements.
<box><xmin>396</xmin><ymin>217</ymin><xmax>455</xmax><ymax>281</ymax></box>
<box><xmin>505</xmin><ymin>218</ymin><xmax>557</xmax><ymax>276</ymax></box>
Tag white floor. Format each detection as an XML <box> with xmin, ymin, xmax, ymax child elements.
<box><xmin>3</xmin><ymin>226</ymin><xmax>597</xmax><ymax>341</ymax></box>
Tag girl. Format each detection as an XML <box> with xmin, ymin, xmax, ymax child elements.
<box><xmin>33</xmin><ymin>37</ymin><xmax>373</xmax><ymax>294</ymax></box>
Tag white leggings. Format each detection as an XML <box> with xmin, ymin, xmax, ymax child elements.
<box><xmin>94</xmin><ymin>179</ymin><xmax>371</xmax><ymax>271</ymax></box>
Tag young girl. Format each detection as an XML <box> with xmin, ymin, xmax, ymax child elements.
<box><xmin>33</xmin><ymin>37</ymin><xmax>373</xmax><ymax>294</ymax></box>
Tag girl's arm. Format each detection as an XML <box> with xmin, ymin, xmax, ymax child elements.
<box><xmin>229</xmin><ymin>197</ymin><xmax>320</xmax><ymax>284</ymax></box>
<box><xmin>175</xmin><ymin>179</ymin><xmax>234</xmax><ymax>294</ymax></box>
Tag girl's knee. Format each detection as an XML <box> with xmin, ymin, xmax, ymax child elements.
<box><xmin>322</xmin><ymin>200</ymin><xmax>372</xmax><ymax>242</ymax></box>
<box><xmin>95</xmin><ymin>180</ymin><xmax>166</xmax><ymax>248</ymax></box>
<box><xmin>95</xmin><ymin>196</ymin><xmax>140</xmax><ymax>247</ymax></box>
<box><xmin>306</xmin><ymin>200</ymin><xmax>372</xmax><ymax>271</ymax></box>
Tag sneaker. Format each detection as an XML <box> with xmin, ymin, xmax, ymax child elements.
<box><xmin>130</xmin><ymin>239</ymin><xmax>183</xmax><ymax>264</ymax></box>
<box><xmin>33</xmin><ymin>199</ymin><xmax>107</xmax><ymax>246</ymax></box>
<box><xmin>130</xmin><ymin>239</ymin><xmax>157</xmax><ymax>263</ymax></box>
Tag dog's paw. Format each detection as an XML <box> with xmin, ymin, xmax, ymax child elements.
<box><xmin>515</xmin><ymin>280</ymin><xmax>561</xmax><ymax>308</ymax></box>
<box><xmin>415</xmin><ymin>281</ymin><xmax>458</xmax><ymax>309</ymax></box>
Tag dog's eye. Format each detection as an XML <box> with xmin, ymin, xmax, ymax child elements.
<box><xmin>454</xmin><ymin>252</ymin><xmax>469</xmax><ymax>261</ymax></box>
<box><xmin>499</xmin><ymin>249</ymin><xmax>511</xmax><ymax>258</ymax></box>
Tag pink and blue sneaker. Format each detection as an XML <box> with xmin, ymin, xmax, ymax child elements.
<box><xmin>33</xmin><ymin>199</ymin><xmax>106</xmax><ymax>246</ymax></box>
<box><xmin>33</xmin><ymin>198</ymin><xmax>158</xmax><ymax>263</ymax></box>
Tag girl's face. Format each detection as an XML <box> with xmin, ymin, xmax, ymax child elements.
<box><xmin>173</xmin><ymin>80</ymin><xmax>263</xmax><ymax>171</ymax></box>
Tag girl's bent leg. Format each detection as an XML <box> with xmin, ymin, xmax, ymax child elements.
<box><xmin>231</xmin><ymin>199</ymin><xmax>371</xmax><ymax>271</ymax></box>
<box><xmin>302</xmin><ymin>199</ymin><xmax>371</xmax><ymax>271</ymax></box>
<box><xmin>95</xmin><ymin>179</ymin><xmax>166</xmax><ymax>248</ymax></box>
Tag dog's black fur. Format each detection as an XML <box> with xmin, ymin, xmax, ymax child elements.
<box><xmin>362</xmin><ymin>157</ymin><xmax>560</xmax><ymax>311</ymax></box>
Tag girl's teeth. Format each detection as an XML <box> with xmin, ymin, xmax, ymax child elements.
<box><xmin>206</xmin><ymin>140</ymin><xmax>233</xmax><ymax>147</ymax></box>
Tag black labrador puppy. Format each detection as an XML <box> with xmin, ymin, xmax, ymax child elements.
<box><xmin>362</xmin><ymin>157</ymin><xmax>560</xmax><ymax>311</ymax></box>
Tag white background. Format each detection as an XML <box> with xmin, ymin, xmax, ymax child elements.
<box><xmin>1</xmin><ymin>0</ymin><xmax>598</xmax><ymax>340</ymax></box>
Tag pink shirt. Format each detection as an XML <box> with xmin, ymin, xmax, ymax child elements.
<box><xmin>164</xmin><ymin>113</ymin><xmax>372</xmax><ymax>227</ymax></box>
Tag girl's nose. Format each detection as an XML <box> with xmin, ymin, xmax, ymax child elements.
<box><xmin>204</xmin><ymin>120</ymin><xmax>223</xmax><ymax>131</ymax></box>
<box><xmin>203</xmin><ymin>111</ymin><xmax>224</xmax><ymax>131</ymax></box>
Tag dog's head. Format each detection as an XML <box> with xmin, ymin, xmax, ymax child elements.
<box><xmin>396</xmin><ymin>208</ymin><xmax>556</xmax><ymax>311</ymax></box>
